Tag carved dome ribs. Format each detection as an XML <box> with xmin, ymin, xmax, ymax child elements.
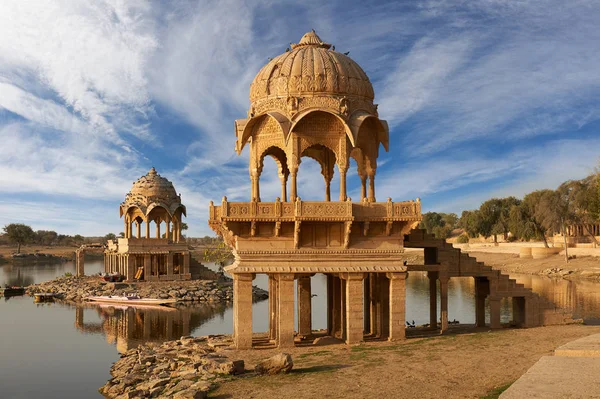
<box><xmin>120</xmin><ymin>168</ymin><xmax>186</xmax><ymax>219</ymax></box>
<box><xmin>250</xmin><ymin>32</ymin><xmax>374</xmax><ymax>104</ymax></box>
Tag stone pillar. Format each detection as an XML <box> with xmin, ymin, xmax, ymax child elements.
<box><xmin>368</xmin><ymin>172</ymin><xmax>376</xmax><ymax>202</ymax></box>
<box><xmin>280</xmin><ymin>174</ymin><xmax>288</xmax><ymax>202</ymax></box>
<box><xmin>325</xmin><ymin>180</ymin><xmax>331</xmax><ymax>202</ymax></box>
<box><xmin>344</xmin><ymin>273</ymin><xmax>365</xmax><ymax>345</ymax></box>
<box><xmin>379</xmin><ymin>274</ymin><xmax>390</xmax><ymax>339</ymax></box>
<box><xmin>369</xmin><ymin>273</ymin><xmax>381</xmax><ymax>337</ymax></box>
<box><xmin>136</xmin><ymin>222</ymin><xmax>141</xmax><ymax>238</ymax></box>
<box><xmin>363</xmin><ymin>274</ymin><xmax>371</xmax><ymax>333</ymax></box>
<box><xmin>290</xmin><ymin>169</ymin><xmax>298</xmax><ymax>202</ymax></box>
<box><xmin>360</xmin><ymin>176</ymin><xmax>367</xmax><ymax>201</ymax></box>
<box><xmin>167</xmin><ymin>253</ymin><xmax>174</xmax><ymax>278</ymax></box>
<box><xmin>76</xmin><ymin>250</ymin><xmax>85</xmax><ymax>277</ymax></box>
<box><xmin>297</xmin><ymin>276</ymin><xmax>312</xmax><ymax>337</ymax></box>
<box><xmin>339</xmin><ymin>167</ymin><xmax>347</xmax><ymax>201</ymax></box>
<box><xmin>156</xmin><ymin>222</ymin><xmax>161</xmax><ymax>239</ymax></box>
<box><xmin>439</xmin><ymin>274</ymin><xmax>449</xmax><ymax>334</ymax></box>
<box><xmin>269</xmin><ymin>275</ymin><xmax>278</xmax><ymax>341</ymax></box>
<box><xmin>475</xmin><ymin>277</ymin><xmax>488</xmax><ymax>327</ymax></box>
<box><xmin>143</xmin><ymin>254</ymin><xmax>151</xmax><ymax>280</ymax></box>
<box><xmin>388</xmin><ymin>272</ymin><xmax>407</xmax><ymax>341</ymax></box>
<box><xmin>124</xmin><ymin>217</ymin><xmax>129</xmax><ymax>239</ymax></box>
<box><xmin>428</xmin><ymin>271</ymin><xmax>438</xmax><ymax>329</ymax></box>
<box><xmin>512</xmin><ymin>297</ymin><xmax>525</xmax><ymax>327</ymax></box>
<box><xmin>166</xmin><ymin>219</ymin><xmax>171</xmax><ymax>241</ymax></box>
<box><xmin>145</xmin><ymin>221</ymin><xmax>150</xmax><ymax>239</ymax></box>
<box><xmin>183</xmin><ymin>253</ymin><xmax>190</xmax><ymax>276</ymax></box>
<box><xmin>332</xmin><ymin>275</ymin><xmax>342</xmax><ymax>338</ymax></box>
<box><xmin>489</xmin><ymin>297</ymin><xmax>502</xmax><ymax>329</ymax></box>
<box><xmin>277</xmin><ymin>273</ymin><xmax>296</xmax><ymax>348</ymax></box>
<box><xmin>126</xmin><ymin>255</ymin><xmax>136</xmax><ymax>282</ymax></box>
<box><xmin>340</xmin><ymin>278</ymin><xmax>347</xmax><ymax>341</ymax></box>
<box><xmin>327</xmin><ymin>274</ymin><xmax>333</xmax><ymax>335</ymax></box>
<box><xmin>233</xmin><ymin>273</ymin><xmax>254</xmax><ymax>349</ymax></box>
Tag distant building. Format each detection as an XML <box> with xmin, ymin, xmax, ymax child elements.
<box><xmin>104</xmin><ymin>167</ymin><xmax>191</xmax><ymax>281</ymax></box>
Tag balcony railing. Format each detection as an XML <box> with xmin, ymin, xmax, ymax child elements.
<box><xmin>209</xmin><ymin>197</ymin><xmax>421</xmax><ymax>222</ymax></box>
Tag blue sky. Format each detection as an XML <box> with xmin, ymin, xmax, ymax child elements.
<box><xmin>1</xmin><ymin>0</ymin><xmax>599</xmax><ymax>237</ymax></box>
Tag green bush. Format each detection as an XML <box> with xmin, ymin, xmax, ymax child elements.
<box><xmin>455</xmin><ymin>234</ymin><xmax>469</xmax><ymax>244</ymax></box>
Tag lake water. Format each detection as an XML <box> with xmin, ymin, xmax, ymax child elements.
<box><xmin>2</xmin><ymin>259</ymin><xmax>600</xmax><ymax>398</ymax></box>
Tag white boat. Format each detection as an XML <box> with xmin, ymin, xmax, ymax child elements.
<box><xmin>85</xmin><ymin>295</ymin><xmax>177</xmax><ymax>306</ymax></box>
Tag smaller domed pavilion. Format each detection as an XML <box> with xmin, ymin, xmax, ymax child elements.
<box><xmin>104</xmin><ymin>168</ymin><xmax>191</xmax><ymax>281</ymax></box>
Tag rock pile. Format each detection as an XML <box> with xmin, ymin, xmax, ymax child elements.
<box><xmin>99</xmin><ymin>336</ymin><xmax>243</xmax><ymax>399</ymax></box>
<box><xmin>26</xmin><ymin>276</ymin><xmax>268</xmax><ymax>304</ymax></box>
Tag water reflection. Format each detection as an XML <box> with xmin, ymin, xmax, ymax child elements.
<box><xmin>75</xmin><ymin>303</ymin><xmax>229</xmax><ymax>353</ymax></box>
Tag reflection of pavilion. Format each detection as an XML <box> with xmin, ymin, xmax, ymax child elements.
<box><xmin>74</xmin><ymin>304</ymin><xmax>227</xmax><ymax>353</ymax></box>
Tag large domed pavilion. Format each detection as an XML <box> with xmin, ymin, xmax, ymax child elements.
<box><xmin>209</xmin><ymin>31</ymin><xmax>423</xmax><ymax>349</ymax></box>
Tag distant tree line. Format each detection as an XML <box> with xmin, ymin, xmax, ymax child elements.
<box><xmin>419</xmin><ymin>166</ymin><xmax>600</xmax><ymax>257</ymax></box>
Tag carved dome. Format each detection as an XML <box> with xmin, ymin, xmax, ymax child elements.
<box><xmin>120</xmin><ymin>168</ymin><xmax>185</xmax><ymax>218</ymax></box>
<box><xmin>249</xmin><ymin>31</ymin><xmax>374</xmax><ymax>104</ymax></box>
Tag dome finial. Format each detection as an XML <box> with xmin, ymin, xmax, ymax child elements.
<box><xmin>291</xmin><ymin>30</ymin><xmax>331</xmax><ymax>50</ymax></box>
<box><xmin>149</xmin><ymin>167</ymin><xmax>157</xmax><ymax>175</ymax></box>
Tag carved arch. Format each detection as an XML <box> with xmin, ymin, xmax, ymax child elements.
<box><xmin>258</xmin><ymin>145</ymin><xmax>289</xmax><ymax>177</ymax></box>
<box><xmin>349</xmin><ymin>110</ymin><xmax>389</xmax><ymax>152</ymax></box>
<box><xmin>236</xmin><ymin>112</ymin><xmax>291</xmax><ymax>154</ymax></box>
<box><xmin>289</xmin><ymin>108</ymin><xmax>355</xmax><ymax>147</ymax></box>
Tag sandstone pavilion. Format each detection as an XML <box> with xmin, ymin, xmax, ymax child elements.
<box><xmin>104</xmin><ymin>167</ymin><xmax>191</xmax><ymax>281</ymax></box>
<box><xmin>208</xmin><ymin>31</ymin><xmax>573</xmax><ymax>349</ymax></box>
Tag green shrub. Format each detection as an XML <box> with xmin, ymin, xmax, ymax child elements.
<box><xmin>455</xmin><ymin>234</ymin><xmax>469</xmax><ymax>244</ymax></box>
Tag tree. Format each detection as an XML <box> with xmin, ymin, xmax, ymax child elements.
<box><xmin>569</xmin><ymin>176</ymin><xmax>599</xmax><ymax>245</ymax></box>
<box><xmin>73</xmin><ymin>234</ymin><xmax>85</xmax><ymax>244</ymax></box>
<box><xmin>35</xmin><ymin>230</ymin><xmax>58</xmax><ymax>245</ymax></box>
<box><xmin>478</xmin><ymin>198</ymin><xmax>503</xmax><ymax>243</ymax></box>
<box><xmin>535</xmin><ymin>186</ymin><xmax>576</xmax><ymax>262</ymax></box>
<box><xmin>203</xmin><ymin>241</ymin><xmax>233</xmax><ymax>273</ymax></box>
<box><xmin>181</xmin><ymin>222</ymin><xmax>188</xmax><ymax>231</ymax></box>
<box><xmin>419</xmin><ymin>212</ymin><xmax>458</xmax><ymax>239</ymax></box>
<box><xmin>105</xmin><ymin>233</ymin><xmax>117</xmax><ymax>241</ymax></box>
<box><xmin>497</xmin><ymin>197</ymin><xmax>521</xmax><ymax>240</ymax></box>
<box><xmin>3</xmin><ymin>223</ymin><xmax>35</xmax><ymax>253</ymax></box>
<box><xmin>459</xmin><ymin>210</ymin><xmax>481</xmax><ymax>238</ymax></box>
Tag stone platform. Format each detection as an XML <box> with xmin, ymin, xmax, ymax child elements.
<box><xmin>501</xmin><ymin>333</ymin><xmax>600</xmax><ymax>398</ymax></box>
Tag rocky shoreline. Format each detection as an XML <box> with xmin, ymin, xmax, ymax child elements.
<box><xmin>100</xmin><ymin>335</ymin><xmax>293</xmax><ymax>399</ymax></box>
<box><xmin>26</xmin><ymin>276</ymin><xmax>268</xmax><ymax>304</ymax></box>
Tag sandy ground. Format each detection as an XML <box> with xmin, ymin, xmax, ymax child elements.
<box><xmin>0</xmin><ymin>244</ymin><xmax>78</xmax><ymax>259</ymax></box>
<box><xmin>212</xmin><ymin>325</ymin><xmax>600</xmax><ymax>399</ymax></box>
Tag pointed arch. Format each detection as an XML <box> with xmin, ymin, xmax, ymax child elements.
<box><xmin>289</xmin><ymin>108</ymin><xmax>355</xmax><ymax>146</ymax></box>
<box><xmin>236</xmin><ymin>112</ymin><xmax>291</xmax><ymax>154</ymax></box>
<box><xmin>349</xmin><ymin>110</ymin><xmax>389</xmax><ymax>152</ymax></box>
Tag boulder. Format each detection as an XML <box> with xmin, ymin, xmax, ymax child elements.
<box><xmin>254</xmin><ymin>353</ymin><xmax>293</xmax><ymax>375</ymax></box>
<box><xmin>312</xmin><ymin>336</ymin><xmax>344</xmax><ymax>346</ymax></box>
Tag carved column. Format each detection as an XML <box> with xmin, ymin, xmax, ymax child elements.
<box><xmin>369</xmin><ymin>273</ymin><xmax>381</xmax><ymax>337</ymax></box>
<box><xmin>124</xmin><ymin>217</ymin><xmax>128</xmax><ymax>239</ymax></box>
<box><xmin>279</xmin><ymin>172</ymin><xmax>288</xmax><ymax>202</ymax></box>
<box><xmin>388</xmin><ymin>272</ymin><xmax>407</xmax><ymax>341</ymax></box>
<box><xmin>363</xmin><ymin>274</ymin><xmax>370</xmax><ymax>333</ymax></box>
<box><xmin>332</xmin><ymin>275</ymin><xmax>342</xmax><ymax>338</ymax></box>
<box><xmin>297</xmin><ymin>276</ymin><xmax>312</xmax><ymax>336</ymax></box>
<box><xmin>136</xmin><ymin>221</ymin><xmax>141</xmax><ymax>238</ymax></box>
<box><xmin>269</xmin><ymin>275</ymin><xmax>278</xmax><ymax>341</ymax></box>
<box><xmin>360</xmin><ymin>176</ymin><xmax>367</xmax><ymax>201</ymax></box>
<box><xmin>327</xmin><ymin>274</ymin><xmax>333</xmax><ymax>335</ymax></box>
<box><xmin>339</xmin><ymin>166</ymin><xmax>348</xmax><ymax>201</ymax></box>
<box><xmin>277</xmin><ymin>273</ymin><xmax>296</xmax><ymax>348</ymax></box>
<box><xmin>233</xmin><ymin>273</ymin><xmax>254</xmax><ymax>349</ymax></box>
<box><xmin>156</xmin><ymin>221</ymin><xmax>161</xmax><ymax>239</ymax></box>
<box><xmin>166</xmin><ymin>218</ymin><xmax>171</xmax><ymax>241</ymax></box>
<box><xmin>368</xmin><ymin>172</ymin><xmax>376</xmax><ymax>202</ymax></box>
<box><xmin>428</xmin><ymin>271</ymin><xmax>438</xmax><ymax>329</ymax></box>
<box><xmin>145</xmin><ymin>221</ymin><xmax>150</xmax><ymax>239</ymax></box>
<box><xmin>343</xmin><ymin>273</ymin><xmax>365</xmax><ymax>345</ymax></box>
<box><xmin>325</xmin><ymin>179</ymin><xmax>331</xmax><ymax>202</ymax></box>
<box><xmin>379</xmin><ymin>274</ymin><xmax>390</xmax><ymax>339</ymax></box>
<box><xmin>439</xmin><ymin>274</ymin><xmax>449</xmax><ymax>333</ymax></box>
<box><xmin>167</xmin><ymin>253</ymin><xmax>174</xmax><ymax>278</ymax></box>
<box><xmin>290</xmin><ymin>168</ymin><xmax>298</xmax><ymax>202</ymax></box>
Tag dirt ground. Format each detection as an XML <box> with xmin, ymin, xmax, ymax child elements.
<box><xmin>0</xmin><ymin>244</ymin><xmax>78</xmax><ymax>258</ymax></box>
<box><xmin>212</xmin><ymin>325</ymin><xmax>600</xmax><ymax>399</ymax></box>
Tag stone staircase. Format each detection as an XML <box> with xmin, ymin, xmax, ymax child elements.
<box><xmin>404</xmin><ymin>229</ymin><xmax>574</xmax><ymax>327</ymax></box>
<box><xmin>189</xmin><ymin>254</ymin><xmax>220</xmax><ymax>280</ymax></box>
